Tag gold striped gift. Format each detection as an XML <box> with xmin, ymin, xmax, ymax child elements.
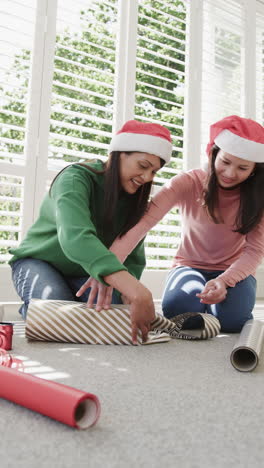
<box><xmin>25</xmin><ymin>300</ymin><xmax>220</xmax><ymax>345</ymax></box>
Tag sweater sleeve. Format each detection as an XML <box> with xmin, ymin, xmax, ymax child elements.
<box><xmin>110</xmin><ymin>171</ymin><xmax>192</xmax><ymax>262</ymax></box>
<box><xmin>51</xmin><ymin>168</ymin><xmax>127</xmax><ymax>283</ymax></box>
<box><xmin>123</xmin><ymin>238</ymin><xmax>146</xmax><ymax>280</ymax></box>
<box><xmin>217</xmin><ymin>215</ymin><xmax>264</xmax><ymax>287</ymax></box>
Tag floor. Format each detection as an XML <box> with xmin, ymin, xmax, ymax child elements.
<box><xmin>0</xmin><ymin>301</ymin><xmax>264</xmax><ymax>468</ymax></box>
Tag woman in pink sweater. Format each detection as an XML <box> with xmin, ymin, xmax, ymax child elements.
<box><xmin>77</xmin><ymin>115</ymin><xmax>264</xmax><ymax>335</ymax></box>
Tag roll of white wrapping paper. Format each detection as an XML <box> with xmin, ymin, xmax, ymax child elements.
<box><xmin>230</xmin><ymin>320</ymin><xmax>264</xmax><ymax>372</ymax></box>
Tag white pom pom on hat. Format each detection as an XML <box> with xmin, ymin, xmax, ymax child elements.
<box><xmin>206</xmin><ymin>115</ymin><xmax>264</xmax><ymax>163</ymax></box>
<box><xmin>109</xmin><ymin>120</ymin><xmax>172</xmax><ymax>164</ymax></box>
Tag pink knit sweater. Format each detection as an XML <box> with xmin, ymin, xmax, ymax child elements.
<box><xmin>110</xmin><ymin>169</ymin><xmax>264</xmax><ymax>287</ymax></box>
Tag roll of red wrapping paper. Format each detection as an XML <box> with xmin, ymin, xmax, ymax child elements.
<box><xmin>0</xmin><ymin>366</ymin><xmax>101</xmax><ymax>429</ymax></box>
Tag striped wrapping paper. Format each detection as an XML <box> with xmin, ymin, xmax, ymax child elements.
<box><xmin>152</xmin><ymin>311</ymin><xmax>221</xmax><ymax>340</ymax></box>
<box><xmin>25</xmin><ymin>300</ymin><xmax>221</xmax><ymax>345</ymax></box>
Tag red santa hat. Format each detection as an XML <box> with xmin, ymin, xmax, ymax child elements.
<box><xmin>206</xmin><ymin>115</ymin><xmax>264</xmax><ymax>163</ymax></box>
<box><xmin>109</xmin><ymin>120</ymin><xmax>172</xmax><ymax>164</ymax></box>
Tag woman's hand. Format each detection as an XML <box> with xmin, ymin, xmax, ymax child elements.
<box><xmin>76</xmin><ymin>277</ymin><xmax>113</xmax><ymax>311</ymax></box>
<box><xmin>77</xmin><ymin>271</ymin><xmax>156</xmax><ymax>344</ymax></box>
<box><xmin>129</xmin><ymin>287</ymin><xmax>155</xmax><ymax>344</ymax></box>
<box><xmin>104</xmin><ymin>271</ymin><xmax>156</xmax><ymax>345</ymax></box>
<box><xmin>196</xmin><ymin>278</ymin><xmax>227</xmax><ymax>304</ymax></box>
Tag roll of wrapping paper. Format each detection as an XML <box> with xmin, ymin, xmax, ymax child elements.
<box><xmin>230</xmin><ymin>319</ymin><xmax>264</xmax><ymax>372</ymax></box>
<box><xmin>0</xmin><ymin>366</ymin><xmax>101</xmax><ymax>429</ymax></box>
<box><xmin>0</xmin><ymin>322</ymin><xmax>13</xmax><ymax>350</ymax></box>
<box><xmin>25</xmin><ymin>300</ymin><xmax>220</xmax><ymax>344</ymax></box>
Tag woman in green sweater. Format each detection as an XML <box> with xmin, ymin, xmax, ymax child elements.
<box><xmin>9</xmin><ymin>120</ymin><xmax>172</xmax><ymax>343</ymax></box>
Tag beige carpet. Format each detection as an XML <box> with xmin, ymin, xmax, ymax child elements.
<box><xmin>1</xmin><ymin>305</ymin><xmax>264</xmax><ymax>468</ymax></box>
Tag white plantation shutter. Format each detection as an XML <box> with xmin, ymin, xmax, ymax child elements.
<box><xmin>200</xmin><ymin>0</ymin><xmax>245</xmax><ymax>159</ymax></box>
<box><xmin>0</xmin><ymin>1</ymin><xmax>35</xmax><ymax>166</ymax></box>
<box><xmin>47</xmin><ymin>0</ymin><xmax>118</xmax><ymax>178</ymax></box>
<box><xmin>135</xmin><ymin>0</ymin><xmax>188</xmax><ymax>268</ymax></box>
<box><xmin>1</xmin><ymin>0</ymin><xmax>264</xmax><ymax>301</ymax></box>
<box><xmin>256</xmin><ymin>1</ymin><xmax>264</xmax><ymax>296</ymax></box>
<box><xmin>46</xmin><ymin>0</ymin><xmax>188</xmax><ymax>270</ymax></box>
<box><xmin>0</xmin><ymin>175</ymin><xmax>24</xmax><ymax>262</ymax></box>
<box><xmin>0</xmin><ymin>0</ymin><xmax>36</xmax><ymax>262</ymax></box>
<box><xmin>256</xmin><ymin>2</ymin><xmax>264</xmax><ymax>125</ymax></box>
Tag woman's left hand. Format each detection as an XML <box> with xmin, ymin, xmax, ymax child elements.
<box><xmin>76</xmin><ymin>277</ymin><xmax>113</xmax><ymax>311</ymax></box>
<box><xmin>196</xmin><ymin>278</ymin><xmax>227</xmax><ymax>304</ymax></box>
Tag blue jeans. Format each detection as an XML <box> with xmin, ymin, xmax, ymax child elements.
<box><xmin>162</xmin><ymin>266</ymin><xmax>256</xmax><ymax>333</ymax></box>
<box><xmin>11</xmin><ymin>258</ymin><xmax>122</xmax><ymax>319</ymax></box>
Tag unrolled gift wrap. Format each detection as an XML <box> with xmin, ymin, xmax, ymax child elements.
<box><xmin>230</xmin><ymin>319</ymin><xmax>264</xmax><ymax>372</ymax></box>
<box><xmin>25</xmin><ymin>300</ymin><xmax>220</xmax><ymax>344</ymax></box>
<box><xmin>0</xmin><ymin>366</ymin><xmax>101</xmax><ymax>429</ymax></box>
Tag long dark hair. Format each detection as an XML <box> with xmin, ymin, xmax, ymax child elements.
<box><xmin>50</xmin><ymin>152</ymin><xmax>163</xmax><ymax>238</ymax></box>
<box><xmin>103</xmin><ymin>151</ymin><xmax>163</xmax><ymax>237</ymax></box>
<box><xmin>203</xmin><ymin>145</ymin><xmax>264</xmax><ymax>234</ymax></box>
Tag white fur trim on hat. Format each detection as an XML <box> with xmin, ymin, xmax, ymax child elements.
<box><xmin>215</xmin><ymin>129</ymin><xmax>264</xmax><ymax>163</ymax></box>
<box><xmin>108</xmin><ymin>132</ymin><xmax>172</xmax><ymax>164</ymax></box>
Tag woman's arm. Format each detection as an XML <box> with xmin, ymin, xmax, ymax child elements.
<box><xmin>51</xmin><ymin>166</ymin><xmax>127</xmax><ymax>282</ymax></box>
<box><xmin>217</xmin><ymin>215</ymin><xmax>264</xmax><ymax>287</ymax></box>
<box><xmin>197</xmin><ymin>215</ymin><xmax>264</xmax><ymax>304</ymax></box>
<box><xmin>77</xmin><ymin>239</ymin><xmax>146</xmax><ymax>311</ymax></box>
<box><xmin>77</xmin><ymin>270</ymin><xmax>157</xmax><ymax>344</ymax></box>
<box><xmin>77</xmin><ymin>171</ymin><xmax>196</xmax><ymax>307</ymax></box>
<box><xmin>110</xmin><ymin>171</ymin><xmax>191</xmax><ymax>261</ymax></box>
<box><xmin>104</xmin><ymin>270</ymin><xmax>155</xmax><ymax>344</ymax></box>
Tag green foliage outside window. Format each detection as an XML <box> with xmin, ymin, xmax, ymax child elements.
<box><xmin>0</xmin><ymin>0</ymin><xmax>186</xmax><ymax>264</ymax></box>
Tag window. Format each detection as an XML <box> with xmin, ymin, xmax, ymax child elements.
<box><xmin>48</xmin><ymin>0</ymin><xmax>118</xmax><ymax>175</ymax></box>
<box><xmin>135</xmin><ymin>0</ymin><xmax>187</xmax><ymax>267</ymax></box>
<box><xmin>0</xmin><ymin>0</ymin><xmax>36</xmax><ymax>262</ymax></box>
<box><xmin>0</xmin><ymin>0</ymin><xmax>264</xmax><ymax>285</ymax></box>
<box><xmin>200</xmin><ymin>0</ymin><xmax>244</xmax><ymax>159</ymax></box>
<box><xmin>256</xmin><ymin>2</ymin><xmax>264</xmax><ymax>124</ymax></box>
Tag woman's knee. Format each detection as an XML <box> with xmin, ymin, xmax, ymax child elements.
<box><xmin>162</xmin><ymin>291</ymin><xmax>205</xmax><ymax>319</ymax></box>
<box><xmin>162</xmin><ymin>267</ymin><xmax>206</xmax><ymax>318</ymax></box>
<box><xmin>217</xmin><ymin>298</ymin><xmax>255</xmax><ymax>333</ymax></box>
<box><xmin>216</xmin><ymin>276</ymin><xmax>256</xmax><ymax>333</ymax></box>
<box><xmin>11</xmin><ymin>258</ymin><xmax>75</xmax><ymax>311</ymax></box>
<box><xmin>218</xmin><ymin>312</ymin><xmax>253</xmax><ymax>333</ymax></box>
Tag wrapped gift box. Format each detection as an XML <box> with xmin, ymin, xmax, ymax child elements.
<box><xmin>25</xmin><ymin>300</ymin><xmax>220</xmax><ymax>345</ymax></box>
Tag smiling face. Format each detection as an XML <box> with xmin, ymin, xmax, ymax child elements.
<box><xmin>214</xmin><ymin>150</ymin><xmax>255</xmax><ymax>188</ymax></box>
<box><xmin>119</xmin><ymin>152</ymin><xmax>162</xmax><ymax>194</ymax></box>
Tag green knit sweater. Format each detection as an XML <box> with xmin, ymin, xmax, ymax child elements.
<box><xmin>9</xmin><ymin>162</ymin><xmax>146</xmax><ymax>284</ymax></box>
